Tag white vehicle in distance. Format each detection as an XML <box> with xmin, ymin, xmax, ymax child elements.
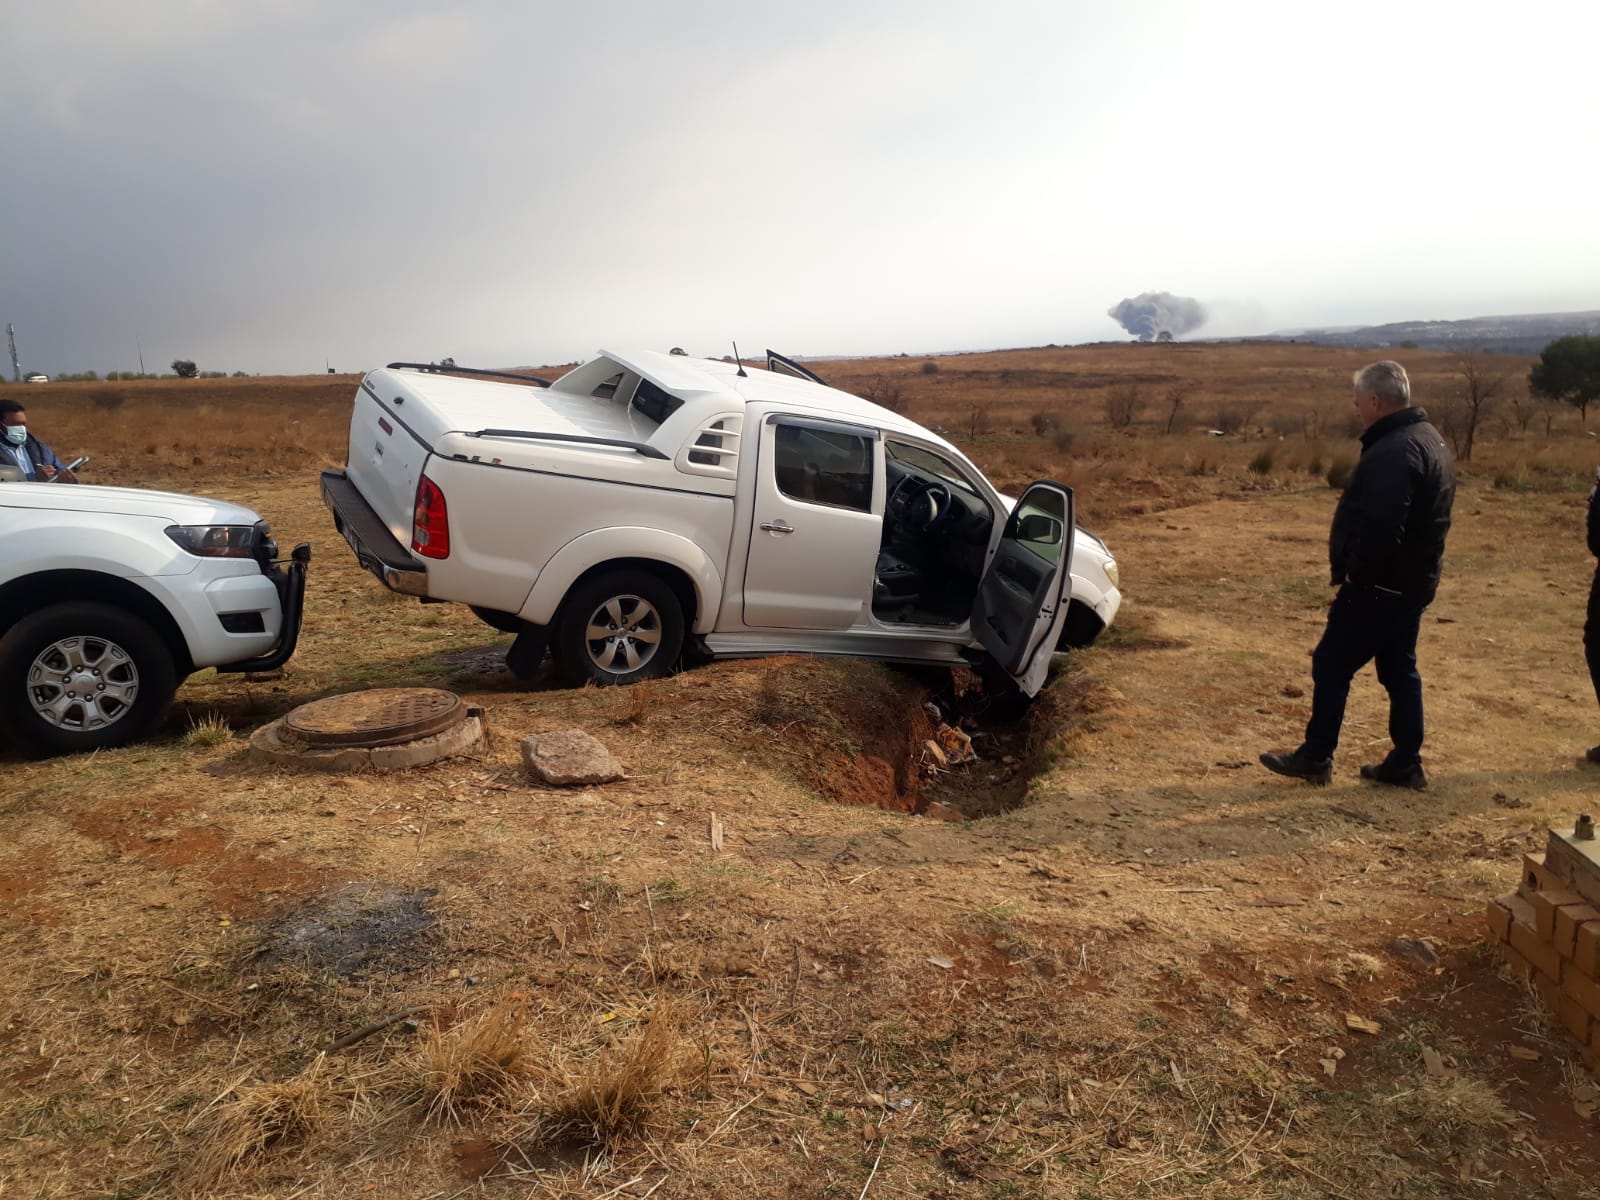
<box><xmin>24</xmin><ymin>374</ymin><xmax>48</xmax><ymax>383</ymax></box>
<box><xmin>322</xmin><ymin>348</ymin><xmax>1120</xmax><ymax>697</ymax></box>
<box><xmin>0</xmin><ymin>481</ymin><xmax>309</xmax><ymax>756</ymax></box>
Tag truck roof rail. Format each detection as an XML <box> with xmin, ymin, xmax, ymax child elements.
<box><xmin>387</xmin><ymin>361</ymin><xmax>552</xmax><ymax>388</ymax></box>
<box><xmin>465</xmin><ymin>429</ymin><xmax>671</xmax><ymax>460</ymax></box>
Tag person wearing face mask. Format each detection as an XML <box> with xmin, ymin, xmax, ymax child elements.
<box><xmin>0</xmin><ymin>399</ymin><xmax>78</xmax><ymax>482</ymax></box>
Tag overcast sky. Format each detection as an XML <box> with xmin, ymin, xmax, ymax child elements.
<box><xmin>3</xmin><ymin>1</ymin><xmax>1596</xmax><ymax>377</ymax></box>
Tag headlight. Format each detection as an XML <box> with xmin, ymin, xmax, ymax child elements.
<box><xmin>1104</xmin><ymin>559</ymin><xmax>1120</xmax><ymax>589</ymax></box>
<box><xmin>165</xmin><ymin>524</ymin><xmax>258</xmax><ymax>557</ymax></box>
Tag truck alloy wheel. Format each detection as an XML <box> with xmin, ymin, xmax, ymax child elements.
<box><xmin>553</xmin><ymin>571</ymin><xmax>685</xmax><ymax>686</ymax></box>
<box><xmin>0</xmin><ymin>603</ymin><xmax>178</xmax><ymax>756</ymax></box>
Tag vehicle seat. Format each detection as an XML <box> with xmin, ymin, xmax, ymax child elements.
<box><xmin>873</xmin><ymin>551</ymin><xmax>922</xmax><ymax>604</ymax></box>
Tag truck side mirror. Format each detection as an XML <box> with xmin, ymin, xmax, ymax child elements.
<box><xmin>1015</xmin><ymin>512</ymin><xmax>1062</xmax><ymax>545</ymax></box>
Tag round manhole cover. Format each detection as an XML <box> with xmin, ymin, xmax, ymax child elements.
<box><xmin>284</xmin><ymin>688</ymin><xmax>466</xmax><ymax>748</ymax></box>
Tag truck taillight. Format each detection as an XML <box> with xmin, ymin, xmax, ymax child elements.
<box><xmin>412</xmin><ymin>476</ymin><xmax>450</xmax><ymax>559</ymax></box>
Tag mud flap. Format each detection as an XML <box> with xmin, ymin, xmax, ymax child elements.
<box><xmin>506</xmin><ymin>625</ymin><xmax>550</xmax><ymax>680</ymax></box>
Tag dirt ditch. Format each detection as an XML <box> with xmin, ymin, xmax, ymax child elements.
<box><xmin>746</xmin><ymin>657</ymin><xmax>1101</xmax><ymax>821</ymax></box>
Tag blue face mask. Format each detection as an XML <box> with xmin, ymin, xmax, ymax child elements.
<box><xmin>3</xmin><ymin>425</ymin><xmax>26</xmax><ymax>446</ymax></box>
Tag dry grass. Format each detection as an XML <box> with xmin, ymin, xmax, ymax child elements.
<box><xmin>537</xmin><ymin>1007</ymin><xmax>683</xmax><ymax>1145</ymax></box>
<box><xmin>7</xmin><ymin>342</ymin><xmax>1600</xmax><ymax>1199</ymax></box>
<box><xmin>401</xmin><ymin>1003</ymin><xmax>533</xmax><ymax>1124</ymax></box>
<box><xmin>184</xmin><ymin>1054</ymin><xmax>340</xmax><ymax>1190</ymax></box>
<box><xmin>181</xmin><ymin>709</ymin><xmax>233</xmax><ymax>748</ymax></box>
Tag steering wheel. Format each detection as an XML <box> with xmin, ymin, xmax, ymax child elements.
<box><xmin>888</xmin><ymin>477</ymin><xmax>950</xmax><ymax>533</ymax></box>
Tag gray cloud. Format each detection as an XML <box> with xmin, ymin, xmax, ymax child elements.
<box><xmin>2</xmin><ymin>5</ymin><xmax>1597</xmax><ymax>378</ymax></box>
<box><xmin>1106</xmin><ymin>292</ymin><xmax>1208</xmax><ymax>341</ymax></box>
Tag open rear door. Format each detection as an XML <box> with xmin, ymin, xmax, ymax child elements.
<box><xmin>971</xmin><ymin>481</ymin><xmax>1075</xmax><ymax>697</ymax></box>
<box><xmin>765</xmin><ymin>349</ymin><xmax>827</xmax><ymax>386</ymax></box>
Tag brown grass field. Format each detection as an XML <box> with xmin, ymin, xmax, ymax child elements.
<box><xmin>4</xmin><ymin>342</ymin><xmax>1600</xmax><ymax>1198</ymax></box>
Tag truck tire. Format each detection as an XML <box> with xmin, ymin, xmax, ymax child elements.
<box><xmin>551</xmin><ymin>571</ymin><xmax>684</xmax><ymax>687</ymax></box>
<box><xmin>0</xmin><ymin>603</ymin><xmax>179</xmax><ymax>756</ymax></box>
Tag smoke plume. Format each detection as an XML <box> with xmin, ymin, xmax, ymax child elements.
<box><xmin>1107</xmin><ymin>292</ymin><xmax>1208</xmax><ymax>341</ymax></box>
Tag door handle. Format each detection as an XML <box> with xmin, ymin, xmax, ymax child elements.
<box><xmin>759</xmin><ymin>520</ymin><xmax>795</xmax><ymax>534</ymax></box>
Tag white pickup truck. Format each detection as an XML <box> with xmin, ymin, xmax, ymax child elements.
<box><xmin>322</xmin><ymin>349</ymin><xmax>1120</xmax><ymax>696</ymax></box>
<box><xmin>0</xmin><ymin>483</ymin><xmax>309</xmax><ymax>755</ymax></box>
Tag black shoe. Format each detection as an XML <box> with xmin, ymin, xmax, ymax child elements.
<box><xmin>1259</xmin><ymin>751</ymin><xmax>1332</xmax><ymax>785</ymax></box>
<box><xmin>1360</xmin><ymin>761</ymin><xmax>1427</xmax><ymax>790</ymax></box>
<box><xmin>1586</xmin><ymin>745</ymin><xmax>1600</xmax><ymax>765</ymax></box>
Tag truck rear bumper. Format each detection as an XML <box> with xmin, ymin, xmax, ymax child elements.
<box><xmin>321</xmin><ymin>469</ymin><xmax>429</xmax><ymax>597</ymax></box>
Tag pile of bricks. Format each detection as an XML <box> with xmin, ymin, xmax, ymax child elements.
<box><xmin>1486</xmin><ymin>815</ymin><xmax>1600</xmax><ymax>1073</ymax></box>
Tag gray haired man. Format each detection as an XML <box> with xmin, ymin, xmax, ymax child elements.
<box><xmin>1261</xmin><ymin>361</ymin><xmax>1456</xmax><ymax>788</ymax></box>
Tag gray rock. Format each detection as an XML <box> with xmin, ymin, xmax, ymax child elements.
<box><xmin>1392</xmin><ymin>936</ymin><xmax>1440</xmax><ymax>967</ymax></box>
<box><xmin>521</xmin><ymin>729</ymin><xmax>624</xmax><ymax>786</ymax></box>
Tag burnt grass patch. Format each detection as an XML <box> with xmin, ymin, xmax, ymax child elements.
<box><xmin>253</xmin><ymin>882</ymin><xmax>438</xmax><ymax>979</ymax></box>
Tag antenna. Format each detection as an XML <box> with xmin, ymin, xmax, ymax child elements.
<box><xmin>6</xmin><ymin>324</ymin><xmax>19</xmax><ymax>383</ymax></box>
<box><xmin>731</xmin><ymin>341</ymin><xmax>747</xmax><ymax>378</ymax></box>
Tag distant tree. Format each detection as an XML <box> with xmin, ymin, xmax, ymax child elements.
<box><xmin>1162</xmin><ymin>384</ymin><xmax>1191</xmax><ymax>434</ymax></box>
<box><xmin>1436</xmin><ymin>347</ymin><xmax>1504</xmax><ymax>461</ymax></box>
<box><xmin>1529</xmin><ymin>335</ymin><xmax>1600</xmax><ymax>425</ymax></box>
<box><xmin>1155</xmin><ymin>330</ymin><xmax>1174</xmax><ymax>344</ymax></box>
<box><xmin>172</xmin><ymin>359</ymin><xmax>199</xmax><ymax>378</ymax></box>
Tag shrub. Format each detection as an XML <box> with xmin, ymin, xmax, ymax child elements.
<box><xmin>1327</xmin><ymin>458</ymin><xmax>1355</xmax><ymax>489</ymax></box>
<box><xmin>1213</xmin><ymin>403</ymin><xmax>1247</xmax><ymax>434</ymax></box>
<box><xmin>1028</xmin><ymin>410</ymin><xmax>1058</xmax><ymax>436</ymax></box>
<box><xmin>1308</xmin><ymin>454</ymin><xmax>1323</xmax><ymax>476</ymax></box>
<box><xmin>860</xmin><ymin>379</ymin><xmax>909</xmax><ymax>414</ymax></box>
<box><xmin>1104</xmin><ymin>384</ymin><xmax>1142</xmax><ymax>430</ymax></box>
<box><xmin>920</xmin><ymin>360</ymin><xmax>939</xmax><ymax>375</ymax></box>
<box><xmin>1050</xmin><ymin>425</ymin><xmax>1077</xmax><ymax>454</ymax></box>
<box><xmin>1493</xmin><ymin>471</ymin><xmax>1531</xmax><ymax>492</ymax></box>
<box><xmin>89</xmin><ymin>388</ymin><xmax>126</xmax><ymax>411</ymax></box>
<box><xmin>1269</xmin><ymin>411</ymin><xmax>1301</xmax><ymax>437</ymax></box>
<box><xmin>1248</xmin><ymin>448</ymin><xmax>1275</xmax><ymax>475</ymax></box>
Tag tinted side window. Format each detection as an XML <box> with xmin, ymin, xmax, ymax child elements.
<box><xmin>773</xmin><ymin>425</ymin><xmax>873</xmax><ymax>512</ymax></box>
<box><xmin>631</xmin><ymin>378</ymin><xmax>684</xmax><ymax>425</ymax></box>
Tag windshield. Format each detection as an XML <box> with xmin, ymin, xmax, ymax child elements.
<box><xmin>886</xmin><ymin>441</ymin><xmax>980</xmax><ymax>497</ymax></box>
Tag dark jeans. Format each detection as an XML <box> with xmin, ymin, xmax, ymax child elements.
<box><xmin>1299</xmin><ymin>585</ymin><xmax>1428</xmax><ymax>767</ymax></box>
<box><xmin>1586</xmin><ymin>568</ymin><xmax>1600</xmax><ymax>710</ymax></box>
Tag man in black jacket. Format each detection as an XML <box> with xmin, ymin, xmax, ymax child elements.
<box><xmin>1261</xmin><ymin>361</ymin><xmax>1455</xmax><ymax>789</ymax></box>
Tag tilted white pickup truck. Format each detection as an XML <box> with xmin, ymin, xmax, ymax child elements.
<box><xmin>0</xmin><ymin>483</ymin><xmax>309</xmax><ymax>755</ymax></box>
<box><xmin>322</xmin><ymin>349</ymin><xmax>1120</xmax><ymax>696</ymax></box>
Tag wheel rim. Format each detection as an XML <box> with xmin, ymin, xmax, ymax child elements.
<box><xmin>25</xmin><ymin>634</ymin><xmax>140</xmax><ymax>732</ymax></box>
<box><xmin>582</xmin><ymin>594</ymin><xmax>663</xmax><ymax>674</ymax></box>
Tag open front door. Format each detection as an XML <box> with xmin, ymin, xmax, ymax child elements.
<box><xmin>971</xmin><ymin>482</ymin><xmax>1075</xmax><ymax>697</ymax></box>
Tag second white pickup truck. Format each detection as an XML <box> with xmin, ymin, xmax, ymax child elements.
<box><xmin>322</xmin><ymin>349</ymin><xmax>1120</xmax><ymax>697</ymax></box>
<box><xmin>1</xmin><ymin>483</ymin><xmax>309</xmax><ymax>755</ymax></box>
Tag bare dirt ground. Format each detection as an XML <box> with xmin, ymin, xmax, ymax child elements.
<box><xmin>4</xmin><ymin>344</ymin><xmax>1599</xmax><ymax>1199</ymax></box>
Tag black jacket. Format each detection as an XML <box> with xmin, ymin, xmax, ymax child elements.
<box><xmin>1588</xmin><ymin>469</ymin><xmax>1600</xmax><ymax>559</ymax></box>
<box><xmin>1328</xmin><ymin>407</ymin><xmax>1455</xmax><ymax>604</ymax></box>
